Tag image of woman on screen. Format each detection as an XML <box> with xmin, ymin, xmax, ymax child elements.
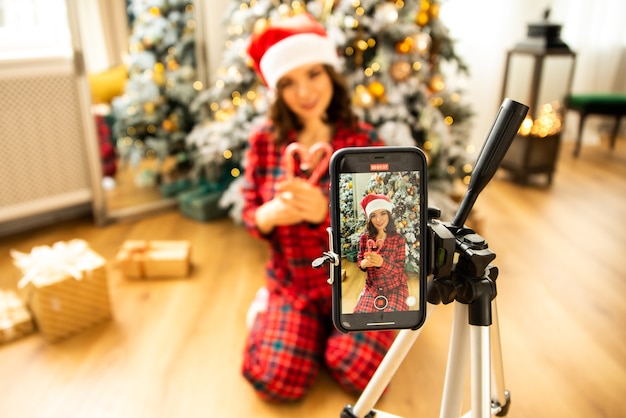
<box><xmin>354</xmin><ymin>193</ymin><xmax>410</xmax><ymax>313</ymax></box>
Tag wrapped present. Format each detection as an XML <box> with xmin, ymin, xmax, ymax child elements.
<box><xmin>160</xmin><ymin>178</ymin><xmax>193</xmax><ymax>198</ymax></box>
<box><xmin>11</xmin><ymin>240</ymin><xmax>112</xmax><ymax>343</ymax></box>
<box><xmin>116</xmin><ymin>240</ymin><xmax>191</xmax><ymax>278</ymax></box>
<box><xmin>0</xmin><ymin>289</ymin><xmax>34</xmax><ymax>345</ymax></box>
<box><xmin>177</xmin><ymin>183</ymin><xmax>229</xmax><ymax>222</ymax></box>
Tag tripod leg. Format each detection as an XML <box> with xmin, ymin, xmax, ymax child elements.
<box><xmin>490</xmin><ymin>300</ymin><xmax>511</xmax><ymax>416</ymax></box>
<box><xmin>470</xmin><ymin>324</ymin><xmax>491</xmax><ymax>418</ymax></box>
<box><xmin>349</xmin><ymin>304</ymin><xmax>437</xmax><ymax>418</ymax></box>
<box><xmin>440</xmin><ymin>303</ymin><xmax>470</xmax><ymax>418</ymax></box>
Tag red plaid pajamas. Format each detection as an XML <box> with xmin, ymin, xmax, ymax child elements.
<box><xmin>241</xmin><ymin>121</ymin><xmax>395</xmax><ymax>401</ymax></box>
<box><xmin>355</xmin><ymin>233</ymin><xmax>410</xmax><ymax>313</ymax></box>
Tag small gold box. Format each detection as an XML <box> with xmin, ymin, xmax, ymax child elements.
<box><xmin>116</xmin><ymin>240</ymin><xmax>191</xmax><ymax>278</ymax></box>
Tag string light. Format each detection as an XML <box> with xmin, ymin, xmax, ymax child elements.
<box><xmin>518</xmin><ymin>102</ymin><xmax>563</xmax><ymax>138</ymax></box>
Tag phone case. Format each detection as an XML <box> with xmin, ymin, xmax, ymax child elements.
<box><xmin>329</xmin><ymin>146</ymin><xmax>428</xmax><ymax>332</ymax></box>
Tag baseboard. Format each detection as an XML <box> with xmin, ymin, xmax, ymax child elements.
<box><xmin>0</xmin><ymin>203</ymin><xmax>93</xmax><ymax>238</ymax></box>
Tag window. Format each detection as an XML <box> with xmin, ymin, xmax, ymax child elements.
<box><xmin>0</xmin><ymin>0</ymin><xmax>71</xmax><ymax>60</ymax></box>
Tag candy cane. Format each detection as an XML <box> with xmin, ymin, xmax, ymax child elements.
<box><xmin>283</xmin><ymin>142</ymin><xmax>333</xmax><ymax>184</ymax></box>
<box><xmin>307</xmin><ymin>142</ymin><xmax>333</xmax><ymax>184</ymax></box>
<box><xmin>367</xmin><ymin>238</ymin><xmax>384</xmax><ymax>253</ymax></box>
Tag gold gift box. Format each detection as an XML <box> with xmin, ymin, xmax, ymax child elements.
<box><xmin>116</xmin><ymin>240</ymin><xmax>191</xmax><ymax>278</ymax></box>
<box><xmin>0</xmin><ymin>289</ymin><xmax>34</xmax><ymax>345</ymax></box>
<box><xmin>12</xmin><ymin>240</ymin><xmax>112</xmax><ymax>343</ymax></box>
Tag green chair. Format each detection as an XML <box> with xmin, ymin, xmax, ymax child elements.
<box><xmin>565</xmin><ymin>93</ymin><xmax>626</xmax><ymax>157</ymax></box>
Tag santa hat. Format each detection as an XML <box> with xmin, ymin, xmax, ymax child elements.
<box><xmin>361</xmin><ymin>194</ymin><xmax>394</xmax><ymax>219</ymax></box>
<box><xmin>247</xmin><ymin>13</ymin><xmax>340</xmax><ymax>89</ymax></box>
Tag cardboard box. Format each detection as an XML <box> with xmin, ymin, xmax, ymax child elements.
<box><xmin>116</xmin><ymin>240</ymin><xmax>191</xmax><ymax>278</ymax></box>
<box><xmin>0</xmin><ymin>289</ymin><xmax>34</xmax><ymax>345</ymax></box>
<box><xmin>12</xmin><ymin>240</ymin><xmax>112</xmax><ymax>342</ymax></box>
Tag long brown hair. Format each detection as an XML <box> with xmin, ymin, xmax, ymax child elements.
<box><xmin>268</xmin><ymin>65</ymin><xmax>358</xmax><ymax>144</ymax></box>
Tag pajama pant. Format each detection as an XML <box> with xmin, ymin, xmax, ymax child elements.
<box><xmin>242</xmin><ymin>289</ymin><xmax>396</xmax><ymax>402</ymax></box>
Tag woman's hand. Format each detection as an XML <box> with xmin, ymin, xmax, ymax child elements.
<box><xmin>360</xmin><ymin>251</ymin><xmax>383</xmax><ymax>268</ymax></box>
<box><xmin>254</xmin><ymin>193</ymin><xmax>304</xmax><ymax>234</ymax></box>
<box><xmin>277</xmin><ymin>178</ymin><xmax>328</xmax><ymax>224</ymax></box>
<box><xmin>254</xmin><ymin>178</ymin><xmax>328</xmax><ymax>233</ymax></box>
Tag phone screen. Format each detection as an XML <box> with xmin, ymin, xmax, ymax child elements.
<box><xmin>329</xmin><ymin>147</ymin><xmax>428</xmax><ymax>332</ymax></box>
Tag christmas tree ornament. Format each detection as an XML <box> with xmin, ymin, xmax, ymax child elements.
<box><xmin>414</xmin><ymin>32</ymin><xmax>431</xmax><ymax>54</ymax></box>
<box><xmin>395</xmin><ymin>37</ymin><xmax>414</xmax><ymax>54</ymax></box>
<box><xmin>320</xmin><ymin>0</ymin><xmax>337</xmax><ymax>21</ymax></box>
<box><xmin>143</xmin><ymin>102</ymin><xmax>155</xmax><ymax>115</ymax></box>
<box><xmin>429</xmin><ymin>1</ymin><xmax>440</xmax><ymax>19</ymax></box>
<box><xmin>353</xmin><ymin>85</ymin><xmax>374</xmax><ymax>108</ymax></box>
<box><xmin>429</xmin><ymin>74</ymin><xmax>445</xmax><ymax>91</ymax></box>
<box><xmin>277</xmin><ymin>4</ymin><xmax>291</xmax><ymax>17</ymax></box>
<box><xmin>416</xmin><ymin>11</ymin><xmax>429</xmax><ymax>27</ymax></box>
<box><xmin>374</xmin><ymin>2</ymin><xmax>399</xmax><ymax>25</ymax></box>
<box><xmin>167</xmin><ymin>59</ymin><xmax>180</xmax><ymax>71</ymax></box>
<box><xmin>367</xmin><ymin>81</ymin><xmax>385</xmax><ymax>99</ymax></box>
<box><xmin>389</xmin><ymin>61</ymin><xmax>411</xmax><ymax>82</ymax></box>
<box><xmin>162</xmin><ymin>119</ymin><xmax>174</xmax><ymax>132</ymax></box>
<box><xmin>252</xmin><ymin>18</ymin><xmax>269</xmax><ymax>35</ymax></box>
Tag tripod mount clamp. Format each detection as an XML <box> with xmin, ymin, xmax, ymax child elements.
<box><xmin>427</xmin><ymin>208</ymin><xmax>499</xmax><ymax>327</ymax></box>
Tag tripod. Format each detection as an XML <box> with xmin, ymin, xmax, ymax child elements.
<box><xmin>318</xmin><ymin>99</ymin><xmax>529</xmax><ymax>418</ymax></box>
<box><xmin>342</xmin><ymin>222</ymin><xmax>509</xmax><ymax>418</ymax></box>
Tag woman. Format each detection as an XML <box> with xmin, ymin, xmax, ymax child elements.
<box><xmin>241</xmin><ymin>13</ymin><xmax>395</xmax><ymax>402</ymax></box>
<box><xmin>355</xmin><ymin>194</ymin><xmax>410</xmax><ymax>313</ymax></box>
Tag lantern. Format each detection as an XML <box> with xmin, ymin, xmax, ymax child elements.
<box><xmin>499</xmin><ymin>9</ymin><xmax>576</xmax><ymax>185</ymax></box>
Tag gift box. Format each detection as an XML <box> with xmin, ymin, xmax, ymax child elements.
<box><xmin>11</xmin><ymin>240</ymin><xmax>112</xmax><ymax>343</ymax></box>
<box><xmin>0</xmin><ymin>289</ymin><xmax>34</xmax><ymax>345</ymax></box>
<box><xmin>160</xmin><ymin>178</ymin><xmax>193</xmax><ymax>198</ymax></box>
<box><xmin>177</xmin><ymin>183</ymin><xmax>229</xmax><ymax>222</ymax></box>
<box><xmin>116</xmin><ymin>240</ymin><xmax>191</xmax><ymax>278</ymax></box>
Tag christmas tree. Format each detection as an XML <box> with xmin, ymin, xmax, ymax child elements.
<box><xmin>110</xmin><ymin>0</ymin><xmax>201</xmax><ymax>186</ymax></box>
<box><xmin>187</xmin><ymin>0</ymin><xmax>474</xmax><ymax>222</ymax></box>
<box><xmin>339</xmin><ymin>171</ymin><xmax>424</xmax><ymax>272</ymax></box>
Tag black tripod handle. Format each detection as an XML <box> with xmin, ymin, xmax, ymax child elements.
<box><xmin>453</xmin><ymin>98</ymin><xmax>529</xmax><ymax>228</ymax></box>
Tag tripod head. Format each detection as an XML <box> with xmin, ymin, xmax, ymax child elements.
<box><xmin>426</xmin><ymin>98</ymin><xmax>528</xmax><ymax>320</ymax></box>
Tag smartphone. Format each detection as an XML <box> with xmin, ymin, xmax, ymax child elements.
<box><xmin>329</xmin><ymin>146</ymin><xmax>428</xmax><ymax>332</ymax></box>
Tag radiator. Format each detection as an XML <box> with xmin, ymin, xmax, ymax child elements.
<box><xmin>0</xmin><ymin>56</ymin><xmax>93</xmax><ymax>224</ymax></box>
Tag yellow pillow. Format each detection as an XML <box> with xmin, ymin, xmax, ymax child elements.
<box><xmin>88</xmin><ymin>65</ymin><xmax>128</xmax><ymax>104</ymax></box>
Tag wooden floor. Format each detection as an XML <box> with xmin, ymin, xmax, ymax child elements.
<box><xmin>1</xmin><ymin>139</ymin><xmax>625</xmax><ymax>418</ymax></box>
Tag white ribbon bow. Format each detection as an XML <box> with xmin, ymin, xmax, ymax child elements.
<box><xmin>11</xmin><ymin>239</ymin><xmax>105</xmax><ymax>288</ymax></box>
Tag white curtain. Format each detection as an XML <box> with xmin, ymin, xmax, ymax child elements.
<box><xmin>555</xmin><ymin>0</ymin><xmax>626</xmax><ymax>93</ymax></box>
<box><xmin>75</xmin><ymin>0</ymin><xmax>128</xmax><ymax>73</ymax></box>
<box><xmin>441</xmin><ymin>0</ymin><xmax>626</xmax><ymax>146</ymax></box>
